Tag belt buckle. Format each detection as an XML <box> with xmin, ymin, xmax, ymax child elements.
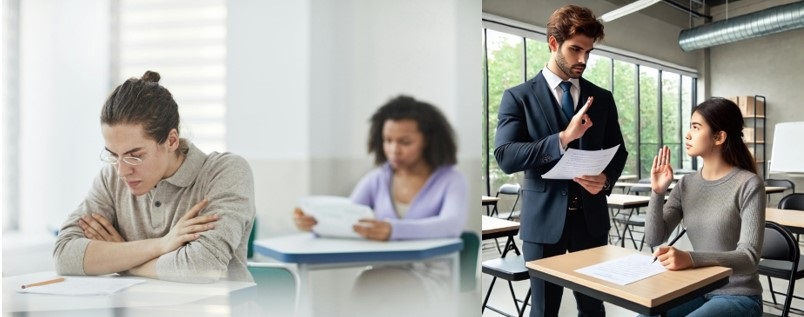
<box><xmin>568</xmin><ymin>196</ymin><xmax>581</xmax><ymax>211</ymax></box>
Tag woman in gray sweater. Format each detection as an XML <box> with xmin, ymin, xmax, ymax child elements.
<box><xmin>644</xmin><ymin>98</ymin><xmax>765</xmax><ymax>316</ymax></box>
<box><xmin>53</xmin><ymin>71</ymin><xmax>255</xmax><ymax>283</ymax></box>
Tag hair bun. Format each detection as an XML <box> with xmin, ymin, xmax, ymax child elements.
<box><xmin>141</xmin><ymin>70</ymin><xmax>161</xmax><ymax>83</ymax></box>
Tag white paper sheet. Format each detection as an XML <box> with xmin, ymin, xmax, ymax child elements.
<box><xmin>542</xmin><ymin>144</ymin><xmax>621</xmax><ymax>179</ymax></box>
<box><xmin>575</xmin><ymin>253</ymin><xmax>667</xmax><ymax>285</ymax></box>
<box><xmin>17</xmin><ymin>277</ymin><xmax>145</xmax><ymax>296</ymax></box>
<box><xmin>298</xmin><ymin>196</ymin><xmax>375</xmax><ymax>239</ymax></box>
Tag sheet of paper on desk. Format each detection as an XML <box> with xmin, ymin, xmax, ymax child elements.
<box><xmin>18</xmin><ymin>277</ymin><xmax>145</xmax><ymax>296</ymax></box>
<box><xmin>575</xmin><ymin>253</ymin><xmax>667</xmax><ymax>285</ymax></box>
<box><xmin>299</xmin><ymin>196</ymin><xmax>374</xmax><ymax>239</ymax></box>
<box><xmin>542</xmin><ymin>144</ymin><xmax>620</xmax><ymax>179</ymax></box>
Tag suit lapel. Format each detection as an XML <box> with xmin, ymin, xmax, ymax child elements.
<box><xmin>530</xmin><ymin>71</ymin><xmax>565</xmax><ymax>134</ymax></box>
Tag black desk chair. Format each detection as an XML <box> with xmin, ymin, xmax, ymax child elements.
<box><xmin>767</xmin><ymin>179</ymin><xmax>796</xmax><ymax>206</ymax></box>
<box><xmin>759</xmin><ymin>221</ymin><xmax>802</xmax><ymax>317</ymax></box>
<box><xmin>482</xmin><ymin>239</ymin><xmax>530</xmax><ymax>317</ymax></box>
<box><xmin>612</xmin><ymin>179</ymin><xmax>652</xmax><ymax>251</ymax></box>
<box><xmin>778</xmin><ymin>193</ymin><xmax>804</xmax><ymax>242</ymax></box>
<box><xmin>489</xmin><ymin>183</ymin><xmax>522</xmax><ymax>220</ymax></box>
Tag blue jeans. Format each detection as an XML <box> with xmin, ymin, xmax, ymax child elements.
<box><xmin>638</xmin><ymin>294</ymin><xmax>762</xmax><ymax>317</ymax></box>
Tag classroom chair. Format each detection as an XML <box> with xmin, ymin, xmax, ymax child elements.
<box><xmin>758</xmin><ymin>221</ymin><xmax>802</xmax><ymax>317</ymax></box>
<box><xmin>767</xmin><ymin>179</ymin><xmax>796</xmax><ymax>207</ymax></box>
<box><xmin>489</xmin><ymin>183</ymin><xmax>521</xmax><ymax>220</ymax></box>
<box><xmin>778</xmin><ymin>193</ymin><xmax>804</xmax><ymax>242</ymax></box>
<box><xmin>482</xmin><ymin>239</ymin><xmax>531</xmax><ymax>317</ymax></box>
<box><xmin>611</xmin><ymin>178</ymin><xmax>654</xmax><ymax>251</ymax></box>
<box><xmin>767</xmin><ymin>179</ymin><xmax>796</xmax><ymax>194</ymax></box>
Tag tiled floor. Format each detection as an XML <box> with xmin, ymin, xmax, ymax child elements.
<box><xmin>480</xmin><ymin>225</ymin><xmax>804</xmax><ymax>317</ymax></box>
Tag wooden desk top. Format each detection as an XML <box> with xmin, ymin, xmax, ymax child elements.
<box><xmin>765</xmin><ymin>186</ymin><xmax>786</xmax><ymax>194</ymax></box>
<box><xmin>607</xmin><ymin>194</ymin><xmax>651</xmax><ymax>209</ymax></box>
<box><xmin>527</xmin><ymin>245</ymin><xmax>731</xmax><ymax>315</ymax></box>
<box><xmin>766</xmin><ymin>208</ymin><xmax>804</xmax><ymax>234</ymax></box>
<box><xmin>481</xmin><ymin>215</ymin><xmax>520</xmax><ymax>240</ymax></box>
<box><xmin>482</xmin><ymin>195</ymin><xmax>500</xmax><ymax>206</ymax></box>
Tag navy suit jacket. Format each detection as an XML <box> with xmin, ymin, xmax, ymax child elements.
<box><xmin>494</xmin><ymin>71</ymin><xmax>628</xmax><ymax>244</ymax></box>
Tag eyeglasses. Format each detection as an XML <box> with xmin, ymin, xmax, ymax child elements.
<box><xmin>99</xmin><ymin>150</ymin><xmax>144</xmax><ymax>166</ymax></box>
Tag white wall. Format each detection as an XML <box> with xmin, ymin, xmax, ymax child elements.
<box><xmin>3</xmin><ymin>0</ymin><xmax>110</xmax><ymax>276</ymax></box>
<box><xmin>18</xmin><ymin>0</ymin><xmax>110</xmax><ymax>234</ymax></box>
<box><xmin>228</xmin><ymin>0</ymin><xmax>482</xmax><ymax>239</ymax></box>
<box><xmin>707</xmin><ymin>0</ymin><xmax>804</xmax><ymax>193</ymax></box>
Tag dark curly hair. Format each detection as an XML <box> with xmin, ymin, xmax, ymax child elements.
<box><xmin>368</xmin><ymin>95</ymin><xmax>457</xmax><ymax>167</ymax></box>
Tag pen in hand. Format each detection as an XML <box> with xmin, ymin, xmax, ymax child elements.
<box><xmin>651</xmin><ymin>228</ymin><xmax>687</xmax><ymax>264</ymax></box>
<box><xmin>21</xmin><ymin>277</ymin><xmax>65</xmax><ymax>289</ymax></box>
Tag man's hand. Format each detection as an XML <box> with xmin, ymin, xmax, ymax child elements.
<box><xmin>158</xmin><ymin>198</ymin><xmax>218</xmax><ymax>254</ymax></box>
<box><xmin>293</xmin><ymin>208</ymin><xmax>317</xmax><ymax>232</ymax></box>
<box><xmin>353</xmin><ymin>219</ymin><xmax>391</xmax><ymax>241</ymax></box>
<box><xmin>79</xmin><ymin>213</ymin><xmax>125</xmax><ymax>242</ymax></box>
<box><xmin>574</xmin><ymin>173</ymin><xmax>607</xmax><ymax>195</ymax></box>
<box><xmin>559</xmin><ymin>96</ymin><xmax>594</xmax><ymax>147</ymax></box>
<box><xmin>653</xmin><ymin>246</ymin><xmax>693</xmax><ymax>270</ymax></box>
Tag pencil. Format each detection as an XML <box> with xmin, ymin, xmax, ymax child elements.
<box><xmin>21</xmin><ymin>277</ymin><xmax>65</xmax><ymax>289</ymax></box>
<box><xmin>651</xmin><ymin>228</ymin><xmax>687</xmax><ymax>264</ymax></box>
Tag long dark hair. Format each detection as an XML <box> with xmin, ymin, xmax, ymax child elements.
<box><xmin>693</xmin><ymin>98</ymin><xmax>757</xmax><ymax>174</ymax></box>
<box><xmin>101</xmin><ymin>70</ymin><xmax>188</xmax><ymax>154</ymax></box>
<box><xmin>367</xmin><ymin>95</ymin><xmax>457</xmax><ymax>167</ymax></box>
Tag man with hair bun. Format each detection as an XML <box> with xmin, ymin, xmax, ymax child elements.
<box><xmin>54</xmin><ymin>71</ymin><xmax>256</xmax><ymax>283</ymax></box>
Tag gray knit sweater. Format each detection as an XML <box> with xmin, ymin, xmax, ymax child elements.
<box><xmin>53</xmin><ymin>142</ymin><xmax>256</xmax><ymax>283</ymax></box>
<box><xmin>645</xmin><ymin>167</ymin><xmax>765</xmax><ymax>296</ymax></box>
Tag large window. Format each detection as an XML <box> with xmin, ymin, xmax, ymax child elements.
<box><xmin>117</xmin><ymin>0</ymin><xmax>227</xmax><ymax>152</ymax></box>
<box><xmin>483</xmin><ymin>19</ymin><xmax>697</xmax><ymax>194</ymax></box>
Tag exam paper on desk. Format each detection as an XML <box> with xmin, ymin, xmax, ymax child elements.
<box><xmin>17</xmin><ymin>276</ymin><xmax>145</xmax><ymax>296</ymax></box>
<box><xmin>542</xmin><ymin>144</ymin><xmax>620</xmax><ymax>179</ymax></box>
<box><xmin>298</xmin><ymin>196</ymin><xmax>375</xmax><ymax>239</ymax></box>
<box><xmin>575</xmin><ymin>253</ymin><xmax>667</xmax><ymax>285</ymax></box>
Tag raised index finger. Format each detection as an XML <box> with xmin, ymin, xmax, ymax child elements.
<box><xmin>576</xmin><ymin>96</ymin><xmax>594</xmax><ymax>117</ymax></box>
<box><xmin>182</xmin><ymin>198</ymin><xmax>209</xmax><ymax>220</ymax></box>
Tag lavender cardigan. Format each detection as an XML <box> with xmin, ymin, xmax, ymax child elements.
<box><xmin>349</xmin><ymin>163</ymin><xmax>468</xmax><ymax>240</ymax></box>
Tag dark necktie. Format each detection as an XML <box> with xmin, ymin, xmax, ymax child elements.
<box><xmin>559</xmin><ymin>81</ymin><xmax>574</xmax><ymax>120</ymax></box>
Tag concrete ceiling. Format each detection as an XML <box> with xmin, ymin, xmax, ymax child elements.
<box><xmin>604</xmin><ymin>0</ymin><xmax>747</xmax><ymax>27</ymax></box>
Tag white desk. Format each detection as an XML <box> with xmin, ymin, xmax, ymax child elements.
<box><xmin>3</xmin><ymin>271</ymin><xmax>255</xmax><ymax>317</ymax></box>
<box><xmin>253</xmin><ymin>233</ymin><xmax>463</xmax><ymax>317</ymax></box>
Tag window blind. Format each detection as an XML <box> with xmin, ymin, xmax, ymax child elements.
<box><xmin>116</xmin><ymin>0</ymin><xmax>227</xmax><ymax>152</ymax></box>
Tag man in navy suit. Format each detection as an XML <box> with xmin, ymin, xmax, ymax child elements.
<box><xmin>494</xmin><ymin>5</ymin><xmax>628</xmax><ymax>317</ymax></box>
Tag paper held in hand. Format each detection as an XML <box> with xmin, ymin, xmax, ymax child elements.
<box><xmin>298</xmin><ymin>196</ymin><xmax>374</xmax><ymax>239</ymax></box>
<box><xmin>542</xmin><ymin>144</ymin><xmax>621</xmax><ymax>179</ymax></box>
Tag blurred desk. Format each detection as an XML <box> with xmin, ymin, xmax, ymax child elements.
<box><xmin>482</xmin><ymin>195</ymin><xmax>500</xmax><ymax>206</ymax></box>
<box><xmin>254</xmin><ymin>233</ymin><xmax>463</xmax><ymax>317</ymax></box>
<box><xmin>481</xmin><ymin>216</ymin><xmax>519</xmax><ymax>240</ymax></box>
<box><xmin>607</xmin><ymin>194</ymin><xmax>651</xmax><ymax>209</ymax></box>
<box><xmin>3</xmin><ymin>271</ymin><xmax>255</xmax><ymax>317</ymax></box>
<box><xmin>527</xmin><ymin>245</ymin><xmax>731</xmax><ymax>316</ymax></box>
<box><xmin>766</xmin><ymin>207</ymin><xmax>804</xmax><ymax>235</ymax></box>
<box><xmin>766</xmin><ymin>186</ymin><xmax>786</xmax><ymax>194</ymax></box>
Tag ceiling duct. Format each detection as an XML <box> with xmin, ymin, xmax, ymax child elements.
<box><xmin>678</xmin><ymin>1</ymin><xmax>804</xmax><ymax>51</ymax></box>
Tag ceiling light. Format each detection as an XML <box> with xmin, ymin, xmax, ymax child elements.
<box><xmin>599</xmin><ymin>0</ymin><xmax>663</xmax><ymax>23</ymax></box>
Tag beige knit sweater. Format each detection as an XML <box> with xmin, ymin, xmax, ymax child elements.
<box><xmin>53</xmin><ymin>142</ymin><xmax>255</xmax><ymax>283</ymax></box>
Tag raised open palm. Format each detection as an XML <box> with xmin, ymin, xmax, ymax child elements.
<box><xmin>651</xmin><ymin>145</ymin><xmax>674</xmax><ymax>193</ymax></box>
